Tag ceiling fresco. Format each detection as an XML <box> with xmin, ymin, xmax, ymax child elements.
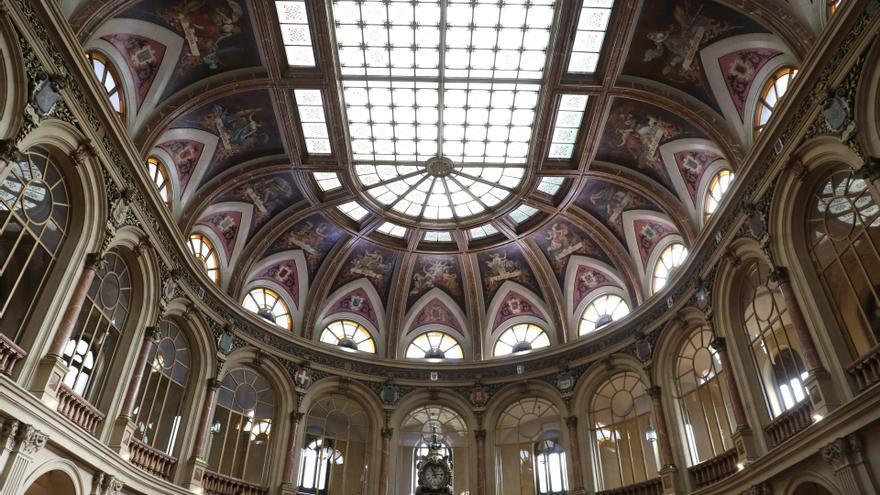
<box><xmin>70</xmin><ymin>0</ymin><xmax>812</xmax><ymax>358</ymax></box>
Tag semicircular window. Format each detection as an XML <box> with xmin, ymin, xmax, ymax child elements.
<box><xmin>579</xmin><ymin>294</ymin><xmax>630</xmax><ymax>335</ymax></box>
<box><xmin>87</xmin><ymin>51</ymin><xmax>124</xmax><ymax>116</ymax></box>
<box><xmin>754</xmin><ymin>67</ymin><xmax>797</xmax><ymax>138</ymax></box>
<box><xmin>493</xmin><ymin>323</ymin><xmax>550</xmax><ymax>357</ymax></box>
<box><xmin>703</xmin><ymin>169</ymin><xmax>734</xmax><ymax>221</ymax></box>
<box><xmin>146</xmin><ymin>157</ymin><xmax>172</xmax><ymax>208</ymax></box>
<box><xmin>188</xmin><ymin>233</ymin><xmax>220</xmax><ymax>285</ymax></box>
<box><xmin>406</xmin><ymin>331</ymin><xmax>463</xmax><ymax>360</ymax></box>
<box><xmin>319</xmin><ymin>320</ymin><xmax>376</xmax><ymax>353</ymax></box>
<box><xmin>242</xmin><ymin>287</ymin><xmax>292</xmax><ymax>331</ymax></box>
<box><xmin>652</xmin><ymin>243</ymin><xmax>688</xmax><ymax>294</ymax></box>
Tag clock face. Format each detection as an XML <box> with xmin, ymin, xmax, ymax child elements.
<box><xmin>423</xmin><ymin>463</ymin><xmax>448</xmax><ymax>488</ymax></box>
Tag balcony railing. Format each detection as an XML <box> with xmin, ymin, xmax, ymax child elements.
<box><xmin>847</xmin><ymin>344</ymin><xmax>880</xmax><ymax>391</ymax></box>
<box><xmin>56</xmin><ymin>384</ymin><xmax>105</xmax><ymax>435</ymax></box>
<box><xmin>765</xmin><ymin>400</ymin><xmax>813</xmax><ymax>447</ymax></box>
<box><xmin>202</xmin><ymin>470</ymin><xmax>268</xmax><ymax>495</ymax></box>
<box><xmin>688</xmin><ymin>448</ymin><xmax>738</xmax><ymax>488</ymax></box>
<box><xmin>596</xmin><ymin>478</ymin><xmax>663</xmax><ymax>495</ymax></box>
<box><xmin>0</xmin><ymin>334</ymin><xmax>25</xmax><ymax>376</ymax></box>
<box><xmin>129</xmin><ymin>437</ymin><xmax>177</xmax><ymax>481</ymax></box>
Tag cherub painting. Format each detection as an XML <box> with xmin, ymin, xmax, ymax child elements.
<box><xmin>204</xmin><ymin>103</ymin><xmax>269</xmax><ymax>158</ymax></box>
<box><xmin>608</xmin><ymin>112</ymin><xmax>682</xmax><ymax>174</ymax></box>
<box><xmin>410</xmin><ymin>258</ymin><xmax>461</xmax><ymax>298</ymax></box>
<box><xmin>545</xmin><ymin>223</ymin><xmax>585</xmax><ymax>266</ymax></box>
<box><xmin>228</xmin><ymin>175</ymin><xmax>295</xmax><ymax>227</ymax></box>
<box><xmin>160</xmin><ymin>0</ymin><xmax>246</xmax><ymax>70</ymax></box>
<box><xmin>350</xmin><ymin>250</ymin><xmax>393</xmax><ymax>285</ymax></box>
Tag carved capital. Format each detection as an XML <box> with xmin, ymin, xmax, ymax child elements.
<box><xmin>821</xmin><ymin>434</ymin><xmax>861</xmax><ymax>470</ymax></box>
<box><xmin>0</xmin><ymin>418</ymin><xmax>20</xmax><ymax>447</ymax></box>
<box><xmin>144</xmin><ymin>326</ymin><xmax>161</xmax><ymax>343</ymax></box>
<box><xmin>0</xmin><ymin>139</ymin><xmax>23</xmax><ymax>163</ymax></box>
<box><xmin>84</xmin><ymin>252</ymin><xmax>107</xmax><ymax>271</ymax></box>
<box><xmin>858</xmin><ymin>156</ymin><xmax>880</xmax><ymax>182</ymax></box>
<box><xmin>710</xmin><ymin>336</ymin><xmax>727</xmax><ymax>352</ymax></box>
<box><xmin>207</xmin><ymin>378</ymin><xmax>222</xmax><ymax>391</ymax></box>
<box><xmin>474</xmin><ymin>429</ymin><xmax>487</xmax><ymax>441</ymax></box>
<box><xmin>769</xmin><ymin>266</ymin><xmax>790</xmax><ymax>285</ymax></box>
<box><xmin>290</xmin><ymin>411</ymin><xmax>305</xmax><ymax>424</ymax></box>
<box><xmin>15</xmin><ymin>424</ymin><xmax>48</xmax><ymax>455</ymax></box>
<box><xmin>783</xmin><ymin>157</ymin><xmax>807</xmax><ymax>180</ymax></box>
<box><xmin>102</xmin><ymin>474</ymin><xmax>124</xmax><ymax>495</ymax></box>
<box><xmin>565</xmin><ymin>416</ymin><xmax>578</xmax><ymax>429</ymax></box>
<box><xmin>647</xmin><ymin>385</ymin><xmax>662</xmax><ymax>400</ymax></box>
<box><xmin>70</xmin><ymin>140</ymin><xmax>97</xmax><ymax>167</ymax></box>
<box><xmin>741</xmin><ymin>482</ymin><xmax>772</xmax><ymax>495</ymax></box>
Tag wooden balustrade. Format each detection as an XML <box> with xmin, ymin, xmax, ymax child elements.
<box><xmin>847</xmin><ymin>343</ymin><xmax>880</xmax><ymax>391</ymax></box>
<box><xmin>765</xmin><ymin>400</ymin><xmax>813</xmax><ymax>447</ymax></box>
<box><xmin>202</xmin><ymin>470</ymin><xmax>268</xmax><ymax>495</ymax></box>
<box><xmin>128</xmin><ymin>437</ymin><xmax>177</xmax><ymax>481</ymax></box>
<box><xmin>688</xmin><ymin>448</ymin><xmax>738</xmax><ymax>488</ymax></box>
<box><xmin>56</xmin><ymin>384</ymin><xmax>105</xmax><ymax>435</ymax></box>
<box><xmin>0</xmin><ymin>334</ymin><xmax>25</xmax><ymax>376</ymax></box>
<box><xmin>596</xmin><ymin>478</ymin><xmax>663</xmax><ymax>495</ymax></box>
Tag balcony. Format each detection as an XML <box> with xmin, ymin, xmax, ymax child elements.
<box><xmin>128</xmin><ymin>437</ymin><xmax>177</xmax><ymax>481</ymax></box>
<box><xmin>56</xmin><ymin>384</ymin><xmax>105</xmax><ymax>435</ymax></box>
<box><xmin>847</xmin><ymin>343</ymin><xmax>880</xmax><ymax>391</ymax></box>
<box><xmin>764</xmin><ymin>400</ymin><xmax>813</xmax><ymax>447</ymax></box>
<box><xmin>596</xmin><ymin>478</ymin><xmax>663</xmax><ymax>495</ymax></box>
<box><xmin>688</xmin><ymin>448</ymin><xmax>738</xmax><ymax>488</ymax></box>
<box><xmin>0</xmin><ymin>334</ymin><xmax>25</xmax><ymax>376</ymax></box>
<box><xmin>202</xmin><ymin>469</ymin><xmax>268</xmax><ymax>495</ymax></box>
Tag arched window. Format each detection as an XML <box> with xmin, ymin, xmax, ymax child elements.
<box><xmin>0</xmin><ymin>149</ymin><xmax>70</xmax><ymax>348</ymax></box>
<box><xmin>86</xmin><ymin>51</ymin><xmax>124</xmax><ymax>116</ymax></box>
<box><xmin>188</xmin><ymin>233</ymin><xmax>220</xmax><ymax>284</ymax></box>
<box><xmin>299</xmin><ymin>395</ymin><xmax>371</xmax><ymax>494</ymax></box>
<box><xmin>674</xmin><ymin>327</ymin><xmax>734</xmax><ymax>466</ymax></box>
<box><xmin>493</xmin><ymin>323</ymin><xmax>550</xmax><ymax>357</ymax></box>
<box><xmin>62</xmin><ymin>250</ymin><xmax>131</xmax><ymax>404</ymax></box>
<box><xmin>319</xmin><ymin>320</ymin><xmax>376</xmax><ymax>353</ymax></box>
<box><xmin>754</xmin><ymin>67</ymin><xmax>798</xmax><ymax>138</ymax></box>
<box><xmin>398</xmin><ymin>405</ymin><xmax>468</xmax><ymax>494</ymax></box>
<box><xmin>146</xmin><ymin>157</ymin><xmax>172</xmax><ymax>208</ymax></box>
<box><xmin>579</xmin><ymin>294</ymin><xmax>630</xmax><ymax>335</ymax></box>
<box><xmin>496</xmin><ymin>398</ymin><xmax>568</xmax><ymax>495</ymax></box>
<box><xmin>406</xmin><ymin>331</ymin><xmax>463</xmax><ymax>360</ymax></box>
<box><xmin>208</xmin><ymin>367</ymin><xmax>275</xmax><ymax>485</ymax></box>
<box><xmin>590</xmin><ymin>371</ymin><xmax>658</xmax><ymax>490</ymax></box>
<box><xmin>652</xmin><ymin>242</ymin><xmax>688</xmax><ymax>294</ymax></box>
<box><xmin>806</xmin><ymin>170</ymin><xmax>880</xmax><ymax>361</ymax></box>
<box><xmin>131</xmin><ymin>320</ymin><xmax>191</xmax><ymax>456</ymax></box>
<box><xmin>703</xmin><ymin>169</ymin><xmax>734</xmax><ymax>221</ymax></box>
<box><xmin>739</xmin><ymin>261</ymin><xmax>808</xmax><ymax>418</ymax></box>
<box><xmin>242</xmin><ymin>287</ymin><xmax>292</xmax><ymax>331</ymax></box>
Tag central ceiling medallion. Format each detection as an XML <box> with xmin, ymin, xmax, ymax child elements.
<box><xmin>331</xmin><ymin>0</ymin><xmax>557</xmax><ymax>224</ymax></box>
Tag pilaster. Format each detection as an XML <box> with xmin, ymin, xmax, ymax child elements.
<box><xmin>0</xmin><ymin>419</ymin><xmax>48</xmax><ymax>495</ymax></box>
<box><xmin>821</xmin><ymin>434</ymin><xmax>878</xmax><ymax>495</ymax></box>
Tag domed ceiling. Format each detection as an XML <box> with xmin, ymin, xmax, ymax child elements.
<box><xmin>68</xmin><ymin>0</ymin><xmax>811</xmax><ymax>360</ymax></box>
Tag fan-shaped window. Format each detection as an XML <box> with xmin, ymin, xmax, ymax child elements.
<box><xmin>86</xmin><ymin>51</ymin><xmax>124</xmax><ymax>116</ymax></box>
<box><xmin>496</xmin><ymin>398</ymin><xmax>568</xmax><ymax>495</ymax></box>
<box><xmin>242</xmin><ymin>287</ymin><xmax>292</xmax><ymax>331</ymax></box>
<box><xmin>652</xmin><ymin>243</ymin><xmax>688</xmax><ymax>294</ymax></box>
<box><xmin>579</xmin><ymin>294</ymin><xmax>630</xmax><ymax>335</ymax></box>
<box><xmin>299</xmin><ymin>395</ymin><xmax>371</xmax><ymax>494</ymax></box>
<box><xmin>209</xmin><ymin>367</ymin><xmax>275</xmax><ymax>485</ymax></box>
<box><xmin>188</xmin><ymin>233</ymin><xmax>220</xmax><ymax>284</ymax></box>
<box><xmin>590</xmin><ymin>371</ymin><xmax>658</xmax><ymax>490</ymax></box>
<box><xmin>493</xmin><ymin>323</ymin><xmax>550</xmax><ymax>357</ymax></box>
<box><xmin>319</xmin><ymin>320</ymin><xmax>376</xmax><ymax>353</ymax></box>
<box><xmin>132</xmin><ymin>320</ymin><xmax>191</xmax><ymax>455</ymax></box>
<box><xmin>739</xmin><ymin>261</ymin><xmax>808</xmax><ymax>418</ymax></box>
<box><xmin>703</xmin><ymin>169</ymin><xmax>734</xmax><ymax>221</ymax></box>
<box><xmin>146</xmin><ymin>157</ymin><xmax>172</xmax><ymax>208</ymax></box>
<box><xmin>806</xmin><ymin>170</ymin><xmax>880</xmax><ymax>360</ymax></box>
<box><xmin>754</xmin><ymin>67</ymin><xmax>798</xmax><ymax>138</ymax></box>
<box><xmin>0</xmin><ymin>149</ymin><xmax>70</xmax><ymax>345</ymax></box>
<box><xmin>63</xmin><ymin>250</ymin><xmax>131</xmax><ymax>403</ymax></box>
<box><xmin>674</xmin><ymin>327</ymin><xmax>734</xmax><ymax>466</ymax></box>
<box><xmin>406</xmin><ymin>331</ymin><xmax>463</xmax><ymax>360</ymax></box>
<box><xmin>399</xmin><ymin>405</ymin><xmax>468</xmax><ymax>494</ymax></box>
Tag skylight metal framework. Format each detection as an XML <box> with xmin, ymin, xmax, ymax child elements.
<box><xmin>567</xmin><ymin>0</ymin><xmax>614</xmax><ymax>73</ymax></box>
<box><xmin>276</xmin><ymin>1</ymin><xmax>317</xmax><ymax>66</ymax></box>
<box><xmin>330</xmin><ymin>0</ymin><xmax>558</xmax><ymax>223</ymax></box>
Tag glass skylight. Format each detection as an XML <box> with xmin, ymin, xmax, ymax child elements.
<box><xmin>510</xmin><ymin>204</ymin><xmax>538</xmax><ymax>224</ymax></box>
<box><xmin>537</xmin><ymin>176</ymin><xmax>566</xmax><ymax>195</ymax></box>
<box><xmin>337</xmin><ymin>201</ymin><xmax>369</xmax><ymax>221</ymax></box>
<box><xmin>469</xmin><ymin>224</ymin><xmax>499</xmax><ymax>240</ymax></box>
<box><xmin>548</xmin><ymin>95</ymin><xmax>588</xmax><ymax>159</ymax></box>
<box><xmin>377</xmin><ymin>221</ymin><xmax>407</xmax><ymax>238</ymax></box>
<box><xmin>294</xmin><ymin>90</ymin><xmax>331</xmax><ymax>154</ymax></box>
<box><xmin>331</xmin><ymin>0</ymin><xmax>557</xmax><ymax>222</ymax></box>
<box><xmin>276</xmin><ymin>1</ymin><xmax>316</xmax><ymax>66</ymax></box>
<box><xmin>424</xmin><ymin>231</ymin><xmax>453</xmax><ymax>242</ymax></box>
<box><xmin>312</xmin><ymin>172</ymin><xmax>341</xmax><ymax>191</ymax></box>
<box><xmin>568</xmin><ymin>0</ymin><xmax>614</xmax><ymax>73</ymax></box>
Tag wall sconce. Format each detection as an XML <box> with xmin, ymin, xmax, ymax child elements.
<box><xmin>644</xmin><ymin>425</ymin><xmax>657</xmax><ymax>443</ymax></box>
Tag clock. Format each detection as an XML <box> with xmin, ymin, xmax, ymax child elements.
<box><xmin>415</xmin><ymin>428</ymin><xmax>453</xmax><ymax>495</ymax></box>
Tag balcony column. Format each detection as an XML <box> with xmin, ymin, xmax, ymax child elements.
<box><xmin>378</xmin><ymin>427</ymin><xmax>393</xmax><ymax>495</ymax></box>
<box><xmin>281</xmin><ymin>411</ymin><xmax>305</xmax><ymax>495</ymax></box>
<box><xmin>647</xmin><ymin>386</ymin><xmax>680</xmax><ymax>494</ymax></box>
<box><xmin>184</xmin><ymin>378</ymin><xmax>222</xmax><ymax>493</ymax></box>
<box><xmin>710</xmin><ymin>336</ymin><xmax>758</xmax><ymax>463</ymax></box>
<box><xmin>475</xmin><ymin>429</ymin><xmax>487</xmax><ymax>495</ymax></box>
<box><xmin>565</xmin><ymin>416</ymin><xmax>586</xmax><ymax>495</ymax></box>
<box><xmin>30</xmin><ymin>253</ymin><xmax>105</xmax><ymax>403</ymax></box>
<box><xmin>110</xmin><ymin>326</ymin><xmax>161</xmax><ymax>457</ymax></box>
<box><xmin>771</xmin><ymin>267</ymin><xmax>839</xmax><ymax>418</ymax></box>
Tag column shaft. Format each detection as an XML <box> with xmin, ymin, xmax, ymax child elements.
<box><xmin>772</xmin><ymin>267</ymin><xmax>822</xmax><ymax>371</ymax></box>
<box><xmin>565</xmin><ymin>416</ymin><xmax>585</xmax><ymax>492</ymax></box>
<box><xmin>48</xmin><ymin>254</ymin><xmax>103</xmax><ymax>356</ymax></box>
<box><xmin>475</xmin><ymin>429</ymin><xmax>487</xmax><ymax>495</ymax></box>
<box><xmin>711</xmin><ymin>337</ymin><xmax>749</xmax><ymax>429</ymax></box>
<box><xmin>648</xmin><ymin>387</ymin><xmax>675</xmax><ymax>468</ymax></box>
<box><xmin>282</xmin><ymin>412</ymin><xmax>304</xmax><ymax>484</ymax></box>
<box><xmin>119</xmin><ymin>327</ymin><xmax>160</xmax><ymax>419</ymax></box>
<box><xmin>379</xmin><ymin>428</ymin><xmax>392</xmax><ymax>495</ymax></box>
<box><xmin>192</xmin><ymin>379</ymin><xmax>222</xmax><ymax>460</ymax></box>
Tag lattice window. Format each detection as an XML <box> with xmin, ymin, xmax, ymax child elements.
<box><xmin>652</xmin><ymin>242</ymin><xmax>688</xmax><ymax>294</ymax></box>
<box><xmin>579</xmin><ymin>294</ymin><xmax>629</xmax><ymax>335</ymax></box>
<box><xmin>188</xmin><ymin>233</ymin><xmax>220</xmax><ymax>284</ymax></box>
<box><xmin>406</xmin><ymin>331</ymin><xmax>463</xmax><ymax>359</ymax></box>
<box><xmin>87</xmin><ymin>51</ymin><xmax>125</xmax><ymax>115</ymax></box>
<box><xmin>319</xmin><ymin>320</ymin><xmax>376</xmax><ymax>353</ymax></box>
<box><xmin>146</xmin><ymin>157</ymin><xmax>172</xmax><ymax>207</ymax></box>
<box><xmin>242</xmin><ymin>287</ymin><xmax>292</xmax><ymax>331</ymax></box>
<box><xmin>754</xmin><ymin>67</ymin><xmax>797</xmax><ymax>138</ymax></box>
<box><xmin>493</xmin><ymin>323</ymin><xmax>550</xmax><ymax>357</ymax></box>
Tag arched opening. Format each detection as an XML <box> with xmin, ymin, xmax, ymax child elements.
<box><xmin>397</xmin><ymin>404</ymin><xmax>469</xmax><ymax>494</ymax></box>
<box><xmin>754</xmin><ymin>67</ymin><xmax>798</xmax><ymax>138</ymax></box>
<box><xmin>405</xmin><ymin>331</ymin><xmax>464</xmax><ymax>360</ymax></box>
<box><xmin>242</xmin><ymin>286</ymin><xmax>293</xmax><ymax>331</ymax></box>
<box><xmin>579</xmin><ymin>294</ymin><xmax>630</xmax><ymax>335</ymax></box>
<box><xmin>496</xmin><ymin>397</ymin><xmax>568</xmax><ymax>495</ymax></box>
<box><xmin>319</xmin><ymin>320</ymin><xmax>376</xmax><ymax>354</ymax></box>
<box><xmin>23</xmin><ymin>470</ymin><xmax>77</xmax><ymax>495</ymax></box>
<box><xmin>86</xmin><ymin>50</ymin><xmax>124</xmax><ymax>117</ymax></box>
<box><xmin>792</xmin><ymin>481</ymin><xmax>835</xmax><ymax>495</ymax></box>
<box><xmin>493</xmin><ymin>323</ymin><xmax>550</xmax><ymax>357</ymax></box>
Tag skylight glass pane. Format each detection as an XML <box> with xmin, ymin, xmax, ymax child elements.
<box><xmin>294</xmin><ymin>89</ymin><xmax>331</xmax><ymax>154</ymax></box>
<box><xmin>276</xmin><ymin>1</ymin><xmax>316</xmax><ymax>66</ymax></box>
<box><xmin>377</xmin><ymin>221</ymin><xmax>407</xmax><ymax>238</ymax></box>
<box><xmin>312</xmin><ymin>172</ymin><xmax>341</xmax><ymax>191</ymax></box>
<box><xmin>548</xmin><ymin>94</ymin><xmax>588</xmax><ymax>159</ymax></box>
<box><xmin>423</xmin><ymin>231</ymin><xmax>453</xmax><ymax>242</ymax></box>
<box><xmin>510</xmin><ymin>204</ymin><xmax>538</xmax><ymax>224</ymax></box>
<box><xmin>469</xmin><ymin>224</ymin><xmax>499</xmax><ymax>239</ymax></box>
<box><xmin>537</xmin><ymin>176</ymin><xmax>566</xmax><ymax>195</ymax></box>
<box><xmin>568</xmin><ymin>0</ymin><xmax>614</xmax><ymax>73</ymax></box>
<box><xmin>332</xmin><ymin>0</ymin><xmax>558</xmax><ymax>223</ymax></box>
<box><xmin>337</xmin><ymin>201</ymin><xmax>369</xmax><ymax>221</ymax></box>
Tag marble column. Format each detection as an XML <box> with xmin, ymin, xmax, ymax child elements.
<box><xmin>282</xmin><ymin>411</ymin><xmax>305</xmax><ymax>484</ymax></box>
<box><xmin>379</xmin><ymin>427</ymin><xmax>393</xmax><ymax>495</ymax></box>
<box><xmin>110</xmin><ymin>326</ymin><xmax>161</xmax><ymax>456</ymax></box>
<box><xmin>565</xmin><ymin>416</ymin><xmax>586</xmax><ymax>494</ymax></box>
<box><xmin>647</xmin><ymin>386</ymin><xmax>675</xmax><ymax>468</ymax></box>
<box><xmin>192</xmin><ymin>378</ymin><xmax>222</xmax><ymax>460</ymax></box>
<box><xmin>710</xmin><ymin>336</ymin><xmax>758</xmax><ymax>463</ymax></box>
<box><xmin>475</xmin><ymin>429</ymin><xmax>487</xmax><ymax>495</ymax></box>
